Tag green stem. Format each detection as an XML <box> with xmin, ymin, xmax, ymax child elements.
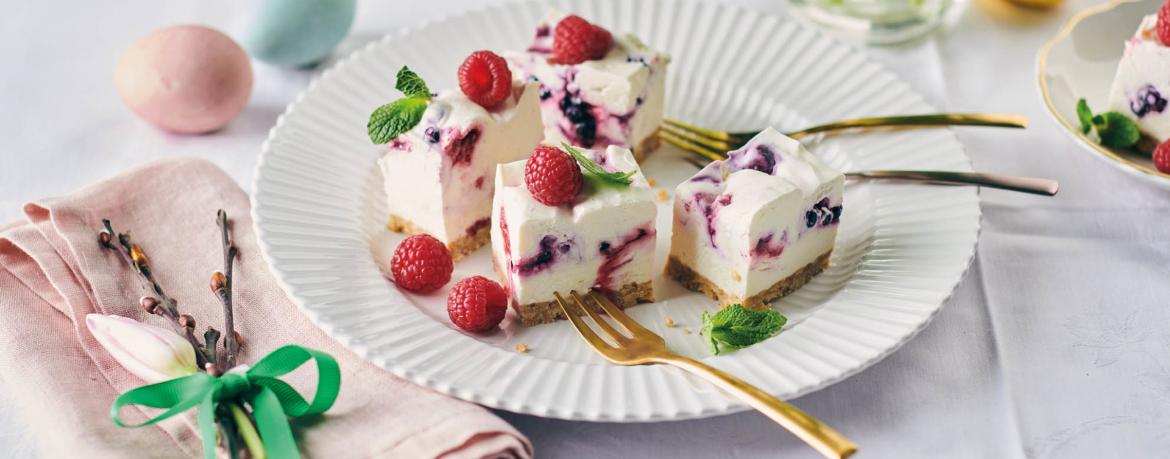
<box><xmin>229</xmin><ymin>403</ymin><xmax>266</xmax><ymax>459</ymax></box>
<box><xmin>217</xmin><ymin>408</ymin><xmax>241</xmax><ymax>459</ymax></box>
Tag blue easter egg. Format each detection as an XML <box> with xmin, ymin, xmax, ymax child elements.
<box><xmin>245</xmin><ymin>0</ymin><xmax>356</xmax><ymax>68</ymax></box>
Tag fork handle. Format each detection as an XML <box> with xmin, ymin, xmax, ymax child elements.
<box><xmin>845</xmin><ymin>170</ymin><xmax>1059</xmax><ymax>196</ymax></box>
<box><xmin>657</xmin><ymin>355</ymin><xmax>857</xmax><ymax>459</ymax></box>
<box><xmin>788</xmin><ymin>113</ymin><xmax>1027</xmax><ymax>139</ymax></box>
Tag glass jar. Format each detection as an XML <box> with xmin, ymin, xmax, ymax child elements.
<box><xmin>787</xmin><ymin>0</ymin><xmax>963</xmax><ymax>44</ymax></box>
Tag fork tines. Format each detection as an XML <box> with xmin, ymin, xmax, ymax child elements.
<box><xmin>659</xmin><ymin>119</ymin><xmax>748</xmax><ymax>166</ymax></box>
<box><xmin>660</xmin><ymin>129</ymin><xmax>724</xmax><ymax>164</ymax></box>
<box><xmin>663</xmin><ymin>119</ymin><xmax>756</xmax><ymax>144</ymax></box>
<box><xmin>554</xmin><ymin>291</ymin><xmax>654</xmax><ymax>352</ymax></box>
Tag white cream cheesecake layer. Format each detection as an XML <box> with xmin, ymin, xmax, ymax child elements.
<box><xmin>670</xmin><ymin>128</ymin><xmax>844</xmax><ymax>300</ymax></box>
<box><xmin>491</xmin><ymin>146</ymin><xmax>656</xmax><ymax>305</ymax></box>
<box><xmin>378</xmin><ymin>81</ymin><xmax>543</xmax><ymax>245</ymax></box>
<box><xmin>503</xmin><ymin>8</ymin><xmax>669</xmax><ymax>151</ymax></box>
<box><xmin>1107</xmin><ymin>14</ymin><xmax>1170</xmax><ymax>143</ymax></box>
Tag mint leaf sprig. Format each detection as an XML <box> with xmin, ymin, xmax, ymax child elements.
<box><xmin>395</xmin><ymin>67</ymin><xmax>431</xmax><ymax>99</ymax></box>
<box><xmin>1077</xmin><ymin>98</ymin><xmax>1140</xmax><ymax>148</ymax></box>
<box><xmin>368</xmin><ymin>67</ymin><xmax>433</xmax><ymax>144</ymax></box>
<box><xmin>1076</xmin><ymin>99</ymin><xmax>1093</xmax><ymax>134</ymax></box>
<box><xmin>700</xmin><ymin>304</ymin><xmax>787</xmax><ymax>355</ymax></box>
<box><xmin>562</xmin><ymin>142</ymin><xmax>636</xmax><ymax>185</ymax></box>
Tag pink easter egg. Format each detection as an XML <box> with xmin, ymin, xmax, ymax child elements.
<box><xmin>115</xmin><ymin>25</ymin><xmax>253</xmax><ymax>134</ymax></box>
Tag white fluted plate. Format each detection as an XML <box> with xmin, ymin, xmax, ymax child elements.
<box><xmin>252</xmin><ymin>0</ymin><xmax>980</xmax><ymax>422</ymax></box>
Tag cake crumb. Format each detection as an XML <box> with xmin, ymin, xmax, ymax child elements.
<box><xmin>731</xmin><ymin>270</ymin><xmax>741</xmax><ymax>282</ymax></box>
<box><xmin>683</xmin><ymin>328</ymin><xmax>691</xmax><ymax>334</ymax></box>
<box><xmin>648</xmin><ymin>178</ymin><xmax>657</xmax><ymax>187</ymax></box>
<box><xmin>514</xmin><ymin>344</ymin><xmax>529</xmax><ymax>353</ymax></box>
<box><xmin>656</xmin><ymin>190</ymin><xmax>668</xmax><ymax>202</ymax></box>
<box><xmin>665</xmin><ymin>317</ymin><xmax>675</xmax><ymax>328</ymax></box>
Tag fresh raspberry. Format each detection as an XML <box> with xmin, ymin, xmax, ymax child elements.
<box><xmin>1159</xmin><ymin>1</ymin><xmax>1170</xmax><ymax>46</ymax></box>
<box><xmin>458</xmin><ymin>51</ymin><xmax>513</xmax><ymax>108</ymax></box>
<box><xmin>1154</xmin><ymin>139</ymin><xmax>1170</xmax><ymax>173</ymax></box>
<box><xmin>447</xmin><ymin>276</ymin><xmax>507</xmax><ymax>332</ymax></box>
<box><xmin>390</xmin><ymin>234</ymin><xmax>453</xmax><ymax>292</ymax></box>
<box><xmin>525</xmin><ymin>145</ymin><xmax>583</xmax><ymax>206</ymax></box>
<box><xmin>553</xmin><ymin>15</ymin><xmax>613</xmax><ymax>65</ymax></box>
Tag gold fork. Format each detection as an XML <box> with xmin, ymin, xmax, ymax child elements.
<box><xmin>660</xmin><ymin>113</ymin><xmax>1028</xmax><ymax>152</ymax></box>
<box><xmin>664</xmin><ymin>114</ymin><xmax>1060</xmax><ymax>197</ymax></box>
<box><xmin>555</xmin><ymin>290</ymin><xmax>857</xmax><ymax>459</ymax></box>
<box><xmin>673</xmin><ymin>155</ymin><xmax>1060</xmax><ymax>196</ymax></box>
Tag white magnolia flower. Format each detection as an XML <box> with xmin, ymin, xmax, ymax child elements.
<box><xmin>86</xmin><ymin>314</ymin><xmax>198</xmax><ymax>383</ymax></box>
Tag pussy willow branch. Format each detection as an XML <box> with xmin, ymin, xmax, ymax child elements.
<box><xmin>101</xmin><ymin>219</ymin><xmax>212</xmax><ymax>368</ymax></box>
<box><xmin>101</xmin><ymin>216</ymin><xmax>253</xmax><ymax>458</ymax></box>
<box><xmin>215</xmin><ymin>209</ymin><xmax>240</xmax><ymax>370</ymax></box>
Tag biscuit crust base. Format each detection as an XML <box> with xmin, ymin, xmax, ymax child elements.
<box><xmin>512</xmin><ymin>281</ymin><xmax>654</xmax><ymax>327</ymax></box>
<box><xmin>665</xmin><ymin>250</ymin><xmax>832</xmax><ymax>310</ymax></box>
<box><xmin>387</xmin><ymin>214</ymin><xmax>490</xmax><ymax>262</ymax></box>
<box><xmin>1137</xmin><ymin>132</ymin><xmax>1159</xmax><ymax>155</ymax></box>
<box><xmin>632</xmin><ymin>128</ymin><xmax>662</xmax><ymax>163</ymax></box>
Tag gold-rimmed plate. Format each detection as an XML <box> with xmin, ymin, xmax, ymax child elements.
<box><xmin>1038</xmin><ymin>0</ymin><xmax>1170</xmax><ymax>187</ymax></box>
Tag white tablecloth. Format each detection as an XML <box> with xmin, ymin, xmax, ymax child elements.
<box><xmin>3</xmin><ymin>0</ymin><xmax>1167</xmax><ymax>457</ymax></box>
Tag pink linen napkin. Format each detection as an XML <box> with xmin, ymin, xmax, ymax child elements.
<box><xmin>0</xmin><ymin>157</ymin><xmax>532</xmax><ymax>459</ymax></box>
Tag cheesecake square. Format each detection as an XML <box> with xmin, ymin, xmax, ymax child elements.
<box><xmin>504</xmin><ymin>8</ymin><xmax>669</xmax><ymax>161</ymax></box>
<box><xmin>491</xmin><ymin>145</ymin><xmax>657</xmax><ymax>326</ymax></box>
<box><xmin>378</xmin><ymin>81</ymin><xmax>543</xmax><ymax>261</ymax></box>
<box><xmin>666</xmin><ymin>127</ymin><xmax>844</xmax><ymax>309</ymax></box>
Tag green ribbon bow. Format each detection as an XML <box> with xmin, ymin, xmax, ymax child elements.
<box><xmin>111</xmin><ymin>345</ymin><xmax>340</xmax><ymax>459</ymax></box>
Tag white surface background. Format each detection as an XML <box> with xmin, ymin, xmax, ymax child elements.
<box><xmin>3</xmin><ymin>0</ymin><xmax>1169</xmax><ymax>458</ymax></box>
